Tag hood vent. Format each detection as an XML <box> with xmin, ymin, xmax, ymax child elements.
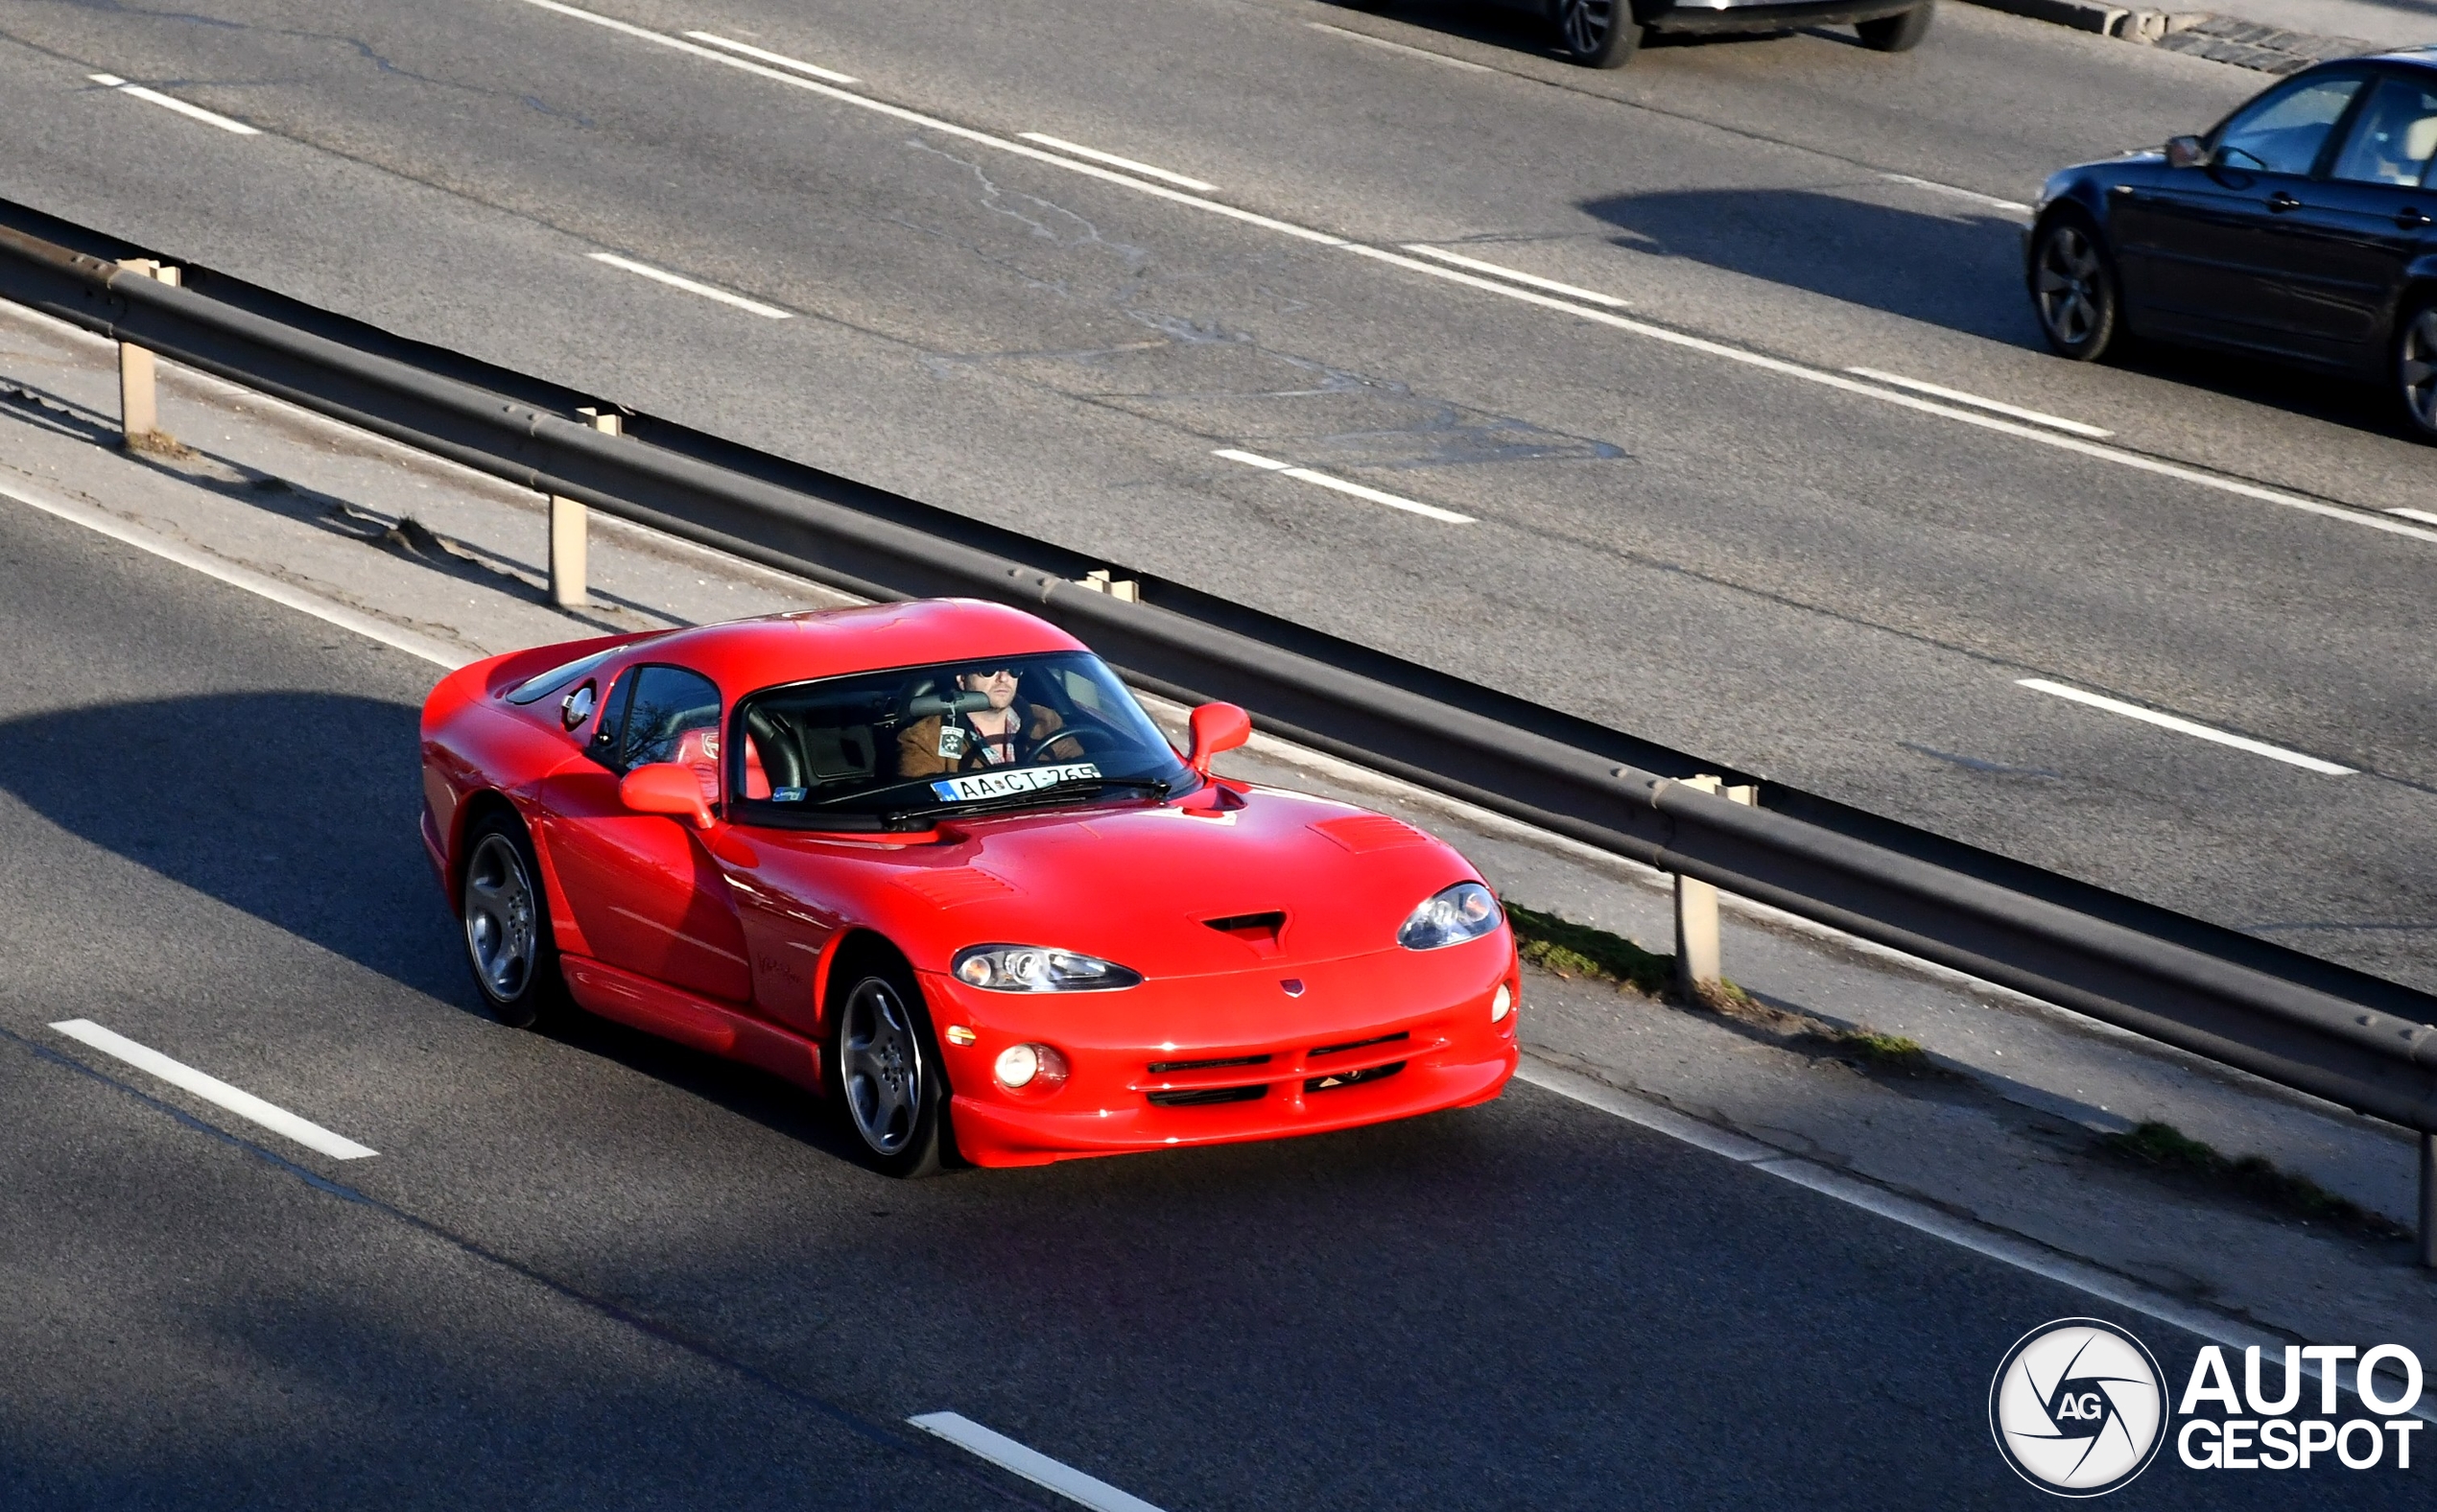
<box><xmin>1310</xmin><ymin>815</ymin><xmax>1427</xmax><ymax>854</ymax></box>
<box><xmin>1202</xmin><ymin>910</ymin><xmax>1287</xmax><ymax>950</ymax></box>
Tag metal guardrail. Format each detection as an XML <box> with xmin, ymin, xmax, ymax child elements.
<box><xmin>3</xmin><ymin>207</ymin><xmax>2433</xmax><ymax>1256</ymax></box>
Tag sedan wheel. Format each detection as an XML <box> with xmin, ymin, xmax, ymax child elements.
<box><xmin>2398</xmin><ymin>302</ymin><xmax>2437</xmax><ymax>441</ymax></box>
<box><xmin>2029</xmin><ymin>216</ymin><xmax>2120</xmax><ymax>362</ymax></box>
<box><xmin>461</xmin><ymin>817</ymin><xmax>561</xmax><ymax>1028</ymax></box>
<box><xmin>834</xmin><ymin>971</ymin><xmax>946</xmax><ymax>1176</ymax></box>
<box><xmin>1555</xmin><ymin>0</ymin><xmax>1640</xmax><ymax>68</ymax></box>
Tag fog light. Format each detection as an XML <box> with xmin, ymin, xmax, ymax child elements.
<box><xmin>944</xmin><ymin>1025</ymin><xmax>977</xmax><ymax>1047</ymax></box>
<box><xmin>1491</xmin><ymin>983</ymin><xmax>1513</xmax><ymax>1023</ymax></box>
<box><xmin>995</xmin><ymin>1043</ymin><xmax>1041</xmax><ymax>1088</ymax></box>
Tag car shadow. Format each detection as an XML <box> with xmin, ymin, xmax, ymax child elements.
<box><xmin>1319</xmin><ymin>0</ymin><xmax>1809</xmax><ymax>62</ymax></box>
<box><xmin>0</xmin><ymin>689</ymin><xmax>882</xmax><ymax>1168</ymax></box>
<box><xmin>1579</xmin><ymin>185</ymin><xmax>2039</xmax><ymax>343</ymax></box>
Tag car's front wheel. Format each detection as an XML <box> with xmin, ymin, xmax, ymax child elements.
<box><xmin>460</xmin><ymin>812</ymin><xmax>564</xmax><ymax>1028</ymax></box>
<box><xmin>2396</xmin><ymin>297</ymin><xmax>2437</xmax><ymax>442</ymax></box>
<box><xmin>2028</xmin><ymin>212</ymin><xmax>2122</xmax><ymax>362</ymax></box>
<box><xmin>1553</xmin><ymin>0</ymin><xmax>1640</xmax><ymax>68</ymax></box>
<box><xmin>1857</xmin><ymin>2</ymin><xmax>1934</xmax><ymax>52</ymax></box>
<box><xmin>830</xmin><ymin>966</ymin><xmax>949</xmax><ymax>1177</ymax></box>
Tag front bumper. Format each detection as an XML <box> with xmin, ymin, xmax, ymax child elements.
<box><xmin>929</xmin><ymin>937</ymin><xmax>1521</xmax><ymax>1167</ymax></box>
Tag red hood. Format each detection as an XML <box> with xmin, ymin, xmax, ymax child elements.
<box><xmin>742</xmin><ymin>785</ymin><xmax>1482</xmax><ymax>977</ymax></box>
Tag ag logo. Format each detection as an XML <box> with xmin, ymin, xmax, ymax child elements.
<box><xmin>1990</xmin><ymin>1319</ymin><xmax>2169</xmax><ymax>1496</ymax></box>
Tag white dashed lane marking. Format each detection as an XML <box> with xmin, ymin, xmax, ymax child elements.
<box><xmin>2016</xmin><ymin>679</ymin><xmax>2356</xmax><ymax>775</ymax></box>
<box><xmin>910</xmin><ymin>1413</ymin><xmax>1167</xmax><ymax>1512</ymax></box>
<box><xmin>1401</xmin><ymin>245</ymin><xmax>1628</xmax><ymax>307</ymax></box>
<box><xmin>679</xmin><ymin>32</ymin><xmax>859</xmax><ymax>83</ymax></box>
<box><xmin>1019</xmin><ymin>133</ymin><xmax>1216</xmax><ymax>192</ymax></box>
<box><xmin>50</xmin><ymin>1019</ymin><xmax>379</xmax><ymax>1160</ymax></box>
<box><xmin>1214</xmin><ymin>449</ymin><xmax>1476</xmax><ymax>524</ymax></box>
<box><xmin>585</xmin><ymin>252</ymin><xmax>794</xmax><ymax>319</ymax></box>
<box><xmin>87</xmin><ymin>73</ymin><xmax>260</xmax><ymax>134</ymax></box>
<box><xmin>1846</xmin><ymin>367</ymin><xmax>2112</xmax><ymax>438</ymax></box>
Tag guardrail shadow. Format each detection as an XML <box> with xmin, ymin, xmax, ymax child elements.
<box><xmin>0</xmin><ymin>689</ymin><xmax>871</xmax><ymax>1165</ymax></box>
<box><xmin>1579</xmin><ymin>185</ymin><xmax>2036</xmax><ymax>343</ymax></box>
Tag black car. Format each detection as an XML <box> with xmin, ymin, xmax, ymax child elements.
<box><xmin>1350</xmin><ymin>1</ymin><xmax>1936</xmax><ymax>69</ymax></box>
<box><xmin>2024</xmin><ymin>48</ymin><xmax>2437</xmax><ymax>438</ymax></box>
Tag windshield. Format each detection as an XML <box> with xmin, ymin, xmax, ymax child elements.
<box><xmin>728</xmin><ymin>650</ymin><xmax>1190</xmax><ymax>829</ymax></box>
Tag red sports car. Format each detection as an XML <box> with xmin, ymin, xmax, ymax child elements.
<box><xmin>419</xmin><ymin>600</ymin><xmax>1520</xmax><ymax>1174</ymax></box>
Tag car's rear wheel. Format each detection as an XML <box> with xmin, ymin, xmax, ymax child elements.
<box><xmin>831</xmin><ymin>966</ymin><xmax>948</xmax><ymax>1177</ymax></box>
<box><xmin>2028</xmin><ymin>213</ymin><xmax>2122</xmax><ymax>362</ymax></box>
<box><xmin>1857</xmin><ymin>2</ymin><xmax>1934</xmax><ymax>52</ymax></box>
<box><xmin>1554</xmin><ymin>0</ymin><xmax>1640</xmax><ymax>68</ymax></box>
<box><xmin>461</xmin><ymin>812</ymin><xmax>564</xmax><ymax>1028</ymax></box>
<box><xmin>2396</xmin><ymin>297</ymin><xmax>2437</xmax><ymax>442</ymax></box>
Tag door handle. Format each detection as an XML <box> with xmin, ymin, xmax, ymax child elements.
<box><xmin>2266</xmin><ymin>191</ymin><xmax>2303</xmax><ymax>213</ymax></box>
<box><xmin>2400</xmin><ymin>207</ymin><xmax>2434</xmax><ymax>229</ymax></box>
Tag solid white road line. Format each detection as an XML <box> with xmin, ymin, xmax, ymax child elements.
<box><xmin>1213</xmin><ymin>448</ymin><xmax>1476</xmax><ymax>524</ymax></box>
<box><xmin>1845</xmin><ymin>366</ymin><xmax>2112</xmax><ymax>438</ymax></box>
<box><xmin>1879</xmin><ymin>173</ymin><xmax>2033</xmax><ymax>215</ymax></box>
<box><xmin>0</xmin><ymin>477</ymin><xmax>469</xmax><ymax>669</ymax></box>
<box><xmin>1516</xmin><ymin>1057</ymin><xmax>2435</xmax><ymax>1424</ymax></box>
<box><xmin>88</xmin><ymin>73</ymin><xmax>261</xmax><ymax>135</ymax></box>
<box><xmin>1401</xmin><ymin>245</ymin><xmax>1627</xmax><ymax>307</ymax></box>
<box><xmin>679</xmin><ymin>32</ymin><xmax>859</xmax><ymax>83</ymax></box>
<box><xmin>513</xmin><ymin>0</ymin><xmax>2437</xmax><ymax>553</ymax></box>
<box><xmin>51</xmin><ymin>1019</ymin><xmax>378</xmax><ymax>1160</ymax></box>
<box><xmin>585</xmin><ymin>252</ymin><xmax>793</xmax><ymax>318</ymax></box>
<box><xmin>2016</xmin><ymin>678</ymin><xmax>2356</xmax><ymax>774</ymax></box>
<box><xmin>1018</xmin><ymin>133</ymin><xmax>1216</xmax><ymax>192</ymax></box>
<box><xmin>909</xmin><ymin>1413</ymin><xmax>1166</xmax><ymax>1512</ymax></box>
<box><xmin>1304</xmin><ymin>20</ymin><xmax>1496</xmax><ymax>71</ymax></box>
<box><xmin>2388</xmin><ymin>507</ymin><xmax>2437</xmax><ymax>527</ymax></box>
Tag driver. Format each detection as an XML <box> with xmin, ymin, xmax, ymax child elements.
<box><xmin>898</xmin><ymin>664</ymin><xmax>1083</xmax><ymax>777</ymax></box>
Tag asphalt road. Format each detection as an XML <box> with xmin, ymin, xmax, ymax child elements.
<box><xmin>1</xmin><ymin>474</ymin><xmax>2380</xmax><ymax>1509</ymax></box>
<box><xmin>4</xmin><ymin>0</ymin><xmax>2434</xmax><ymax>993</ymax></box>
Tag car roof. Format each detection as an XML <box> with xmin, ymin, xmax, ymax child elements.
<box><xmin>2348</xmin><ymin>46</ymin><xmax>2437</xmax><ymax>69</ymax></box>
<box><xmin>627</xmin><ymin>598</ymin><xmax>1090</xmax><ymax>698</ymax></box>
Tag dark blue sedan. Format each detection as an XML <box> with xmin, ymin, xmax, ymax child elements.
<box><xmin>2025</xmin><ymin>48</ymin><xmax>2437</xmax><ymax>438</ymax></box>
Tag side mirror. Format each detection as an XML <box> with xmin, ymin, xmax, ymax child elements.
<box><xmin>2165</xmin><ymin>134</ymin><xmax>2207</xmax><ymax>169</ymax></box>
<box><xmin>1184</xmin><ymin>701</ymin><xmax>1251</xmax><ymax>776</ymax></box>
<box><xmin>620</xmin><ymin>762</ymin><xmax>715</xmax><ymax>830</ymax></box>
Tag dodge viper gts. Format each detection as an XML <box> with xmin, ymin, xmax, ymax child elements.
<box><xmin>419</xmin><ymin>600</ymin><xmax>1520</xmax><ymax>1174</ymax></box>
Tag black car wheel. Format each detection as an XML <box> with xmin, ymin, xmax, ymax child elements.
<box><xmin>1554</xmin><ymin>0</ymin><xmax>1640</xmax><ymax>68</ymax></box>
<box><xmin>2028</xmin><ymin>213</ymin><xmax>2122</xmax><ymax>362</ymax></box>
<box><xmin>460</xmin><ymin>811</ymin><xmax>565</xmax><ymax>1028</ymax></box>
<box><xmin>830</xmin><ymin>966</ymin><xmax>949</xmax><ymax>1177</ymax></box>
<box><xmin>2397</xmin><ymin>298</ymin><xmax>2437</xmax><ymax>441</ymax></box>
<box><xmin>1857</xmin><ymin>2</ymin><xmax>1934</xmax><ymax>52</ymax></box>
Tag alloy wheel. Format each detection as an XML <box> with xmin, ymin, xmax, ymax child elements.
<box><xmin>463</xmin><ymin>833</ymin><xmax>537</xmax><ymax>1002</ymax></box>
<box><xmin>840</xmin><ymin>977</ymin><xmax>924</xmax><ymax>1156</ymax></box>
<box><xmin>2034</xmin><ymin>224</ymin><xmax>2104</xmax><ymax>349</ymax></box>
<box><xmin>2401</xmin><ymin>306</ymin><xmax>2437</xmax><ymax>437</ymax></box>
<box><xmin>1561</xmin><ymin>0</ymin><xmax>1615</xmax><ymax>54</ymax></box>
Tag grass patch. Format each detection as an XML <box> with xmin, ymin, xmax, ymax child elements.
<box><xmin>1830</xmin><ymin>1029</ymin><xmax>1931</xmax><ymax>1071</ymax></box>
<box><xmin>2095</xmin><ymin>1121</ymin><xmax>2406</xmax><ymax>1239</ymax></box>
<box><xmin>1506</xmin><ymin>904</ymin><xmax>1671</xmax><ymax>998</ymax></box>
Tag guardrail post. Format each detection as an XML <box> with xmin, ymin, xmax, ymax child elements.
<box><xmin>551</xmin><ymin>409</ymin><xmax>620</xmax><ymax>609</ymax></box>
<box><xmin>1080</xmin><ymin>569</ymin><xmax>1140</xmax><ymax>602</ymax></box>
<box><xmin>115</xmin><ymin>259</ymin><xmax>177</xmax><ymax>449</ymax></box>
<box><xmin>1674</xmin><ymin>777</ymin><xmax>1756</xmax><ymax>1002</ymax></box>
<box><xmin>2421</xmin><ymin>1133</ymin><xmax>2435</xmax><ymax>1269</ymax></box>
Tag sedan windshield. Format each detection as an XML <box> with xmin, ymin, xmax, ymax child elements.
<box><xmin>728</xmin><ymin>651</ymin><xmax>1191</xmax><ymax>829</ymax></box>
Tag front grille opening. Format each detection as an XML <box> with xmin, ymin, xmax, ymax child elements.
<box><xmin>1148</xmin><ymin>1084</ymin><xmax>1270</xmax><ymax>1108</ymax></box>
<box><xmin>1147</xmin><ymin>1052</ymin><xmax>1272</xmax><ymax>1075</ymax></box>
<box><xmin>1306</xmin><ymin>1061</ymin><xmax>1407</xmax><ymax>1094</ymax></box>
<box><xmin>1309</xmin><ymin>1030</ymin><xmax>1410</xmax><ymax>1059</ymax></box>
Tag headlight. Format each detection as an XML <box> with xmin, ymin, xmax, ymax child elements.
<box><xmin>952</xmin><ymin>945</ymin><xmax>1143</xmax><ymax>992</ymax></box>
<box><xmin>1399</xmin><ymin>882</ymin><xmax>1502</xmax><ymax>951</ymax></box>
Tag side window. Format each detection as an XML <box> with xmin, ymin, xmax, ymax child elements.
<box><xmin>584</xmin><ymin>669</ymin><xmax>637</xmax><ymax>768</ymax></box>
<box><xmin>616</xmin><ymin>666</ymin><xmax>722</xmax><ymax>773</ymax></box>
<box><xmin>2328</xmin><ymin>75</ymin><xmax>2437</xmax><ymax>187</ymax></box>
<box><xmin>2212</xmin><ymin>73</ymin><xmax>2365</xmax><ymax>176</ymax></box>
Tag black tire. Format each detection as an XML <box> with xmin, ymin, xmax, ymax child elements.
<box><xmin>1856</xmin><ymin>2</ymin><xmax>1933</xmax><ymax>52</ymax></box>
<box><xmin>459</xmin><ymin>810</ymin><xmax>566</xmax><ymax>1028</ymax></box>
<box><xmin>2027</xmin><ymin>212</ymin><xmax>2123</xmax><ymax>363</ymax></box>
<box><xmin>1554</xmin><ymin>0</ymin><xmax>1641</xmax><ymax>68</ymax></box>
<box><xmin>828</xmin><ymin>960</ymin><xmax>950</xmax><ymax>1178</ymax></box>
<box><xmin>2395</xmin><ymin>296</ymin><xmax>2437</xmax><ymax>442</ymax></box>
